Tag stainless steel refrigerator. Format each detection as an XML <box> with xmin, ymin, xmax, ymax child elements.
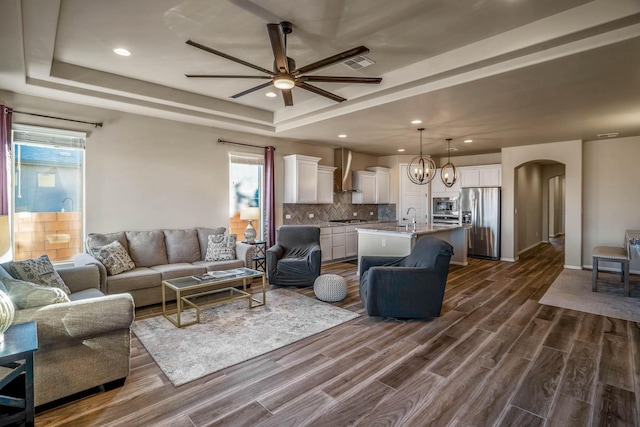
<box><xmin>460</xmin><ymin>187</ymin><xmax>501</xmax><ymax>260</ymax></box>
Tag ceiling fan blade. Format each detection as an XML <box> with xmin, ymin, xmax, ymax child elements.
<box><xmin>185</xmin><ymin>75</ymin><xmax>272</xmax><ymax>79</ymax></box>
<box><xmin>294</xmin><ymin>46</ymin><xmax>370</xmax><ymax>76</ymax></box>
<box><xmin>230</xmin><ymin>82</ymin><xmax>274</xmax><ymax>99</ymax></box>
<box><xmin>267</xmin><ymin>23</ymin><xmax>289</xmax><ymax>74</ymax></box>
<box><xmin>296</xmin><ymin>82</ymin><xmax>346</xmax><ymax>103</ymax></box>
<box><xmin>186</xmin><ymin>40</ymin><xmax>274</xmax><ymax>77</ymax></box>
<box><xmin>282</xmin><ymin>89</ymin><xmax>293</xmax><ymax>106</ymax></box>
<box><xmin>300</xmin><ymin>76</ymin><xmax>382</xmax><ymax>84</ymax></box>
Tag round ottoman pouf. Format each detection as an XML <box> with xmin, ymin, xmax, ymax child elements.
<box><xmin>314</xmin><ymin>274</ymin><xmax>348</xmax><ymax>302</ymax></box>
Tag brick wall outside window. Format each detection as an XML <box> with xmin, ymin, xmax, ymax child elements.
<box><xmin>13</xmin><ymin>212</ymin><xmax>82</xmax><ymax>262</ymax></box>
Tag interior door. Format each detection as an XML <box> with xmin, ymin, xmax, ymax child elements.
<box><xmin>399</xmin><ymin>164</ymin><xmax>429</xmax><ymax>224</ymax></box>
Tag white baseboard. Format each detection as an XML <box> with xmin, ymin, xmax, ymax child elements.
<box><xmin>563</xmin><ymin>264</ymin><xmax>582</xmax><ymax>270</ymax></box>
<box><xmin>518</xmin><ymin>242</ymin><xmax>542</xmax><ymax>255</ymax></box>
<box><xmin>501</xmin><ymin>257</ymin><xmax>518</xmax><ymax>262</ymax></box>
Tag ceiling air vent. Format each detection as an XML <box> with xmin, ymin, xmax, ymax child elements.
<box><xmin>343</xmin><ymin>55</ymin><xmax>375</xmax><ymax>70</ymax></box>
<box><xmin>597</xmin><ymin>132</ymin><xmax>619</xmax><ymax>138</ymax></box>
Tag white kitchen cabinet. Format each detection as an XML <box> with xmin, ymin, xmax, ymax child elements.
<box><xmin>431</xmin><ymin>168</ymin><xmax>461</xmax><ymax>194</ymax></box>
<box><xmin>352</xmin><ymin>171</ymin><xmax>377</xmax><ymax>204</ymax></box>
<box><xmin>320</xmin><ymin>228</ymin><xmax>332</xmax><ymax>262</ymax></box>
<box><xmin>283</xmin><ymin>154</ymin><xmax>320</xmax><ymax>203</ymax></box>
<box><xmin>317</xmin><ymin>165</ymin><xmax>337</xmax><ymax>204</ymax></box>
<box><xmin>366</xmin><ymin>167</ymin><xmax>391</xmax><ymax>204</ymax></box>
<box><xmin>459</xmin><ymin>164</ymin><xmax>502</xmax><ymax>188</ymax></box>
<box><xmin>332</xmin><ymin>226</ymin><xmax>346</xmax><ymax>260</ymax></box>
<box><xmin>345</xmin><ymin>225</ymin><xmax>358</xmax><ymax>257</ymax></box>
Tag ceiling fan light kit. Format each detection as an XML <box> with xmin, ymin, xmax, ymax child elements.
<box><xmin>185</xmin><ymin>21</ymin><xmax>382</xmax><ymax>106</ymax></box>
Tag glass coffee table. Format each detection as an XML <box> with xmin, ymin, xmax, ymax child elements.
<box><xmin>162</xmin><ymin>267</ymin><xmax>266</xmax><ymax>328</ymax></box>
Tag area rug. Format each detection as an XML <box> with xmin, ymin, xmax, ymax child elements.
<box><xmin>132</xmin><ymin>288</ymin><xmax>360</xmax><ymax>386</ymax></box>
<box><xmin>539</xmin><ymin>269</ymin><xmax>640</xmax><ymax>322</ymax></box>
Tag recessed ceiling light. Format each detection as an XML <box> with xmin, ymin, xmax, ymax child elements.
<box><xmin>265</xmin><ymin>92</ymin><xmax>277</xmax><ymax>98</ymax></box>
<box><xmin>447</xmin><ymin>147</ymin><xmax>459</xmax><ymax>152</ymax></box>
<box><xmin>397</xmin><ymin>148</ymin><xmax>405</xmax><ymax>152</ymax></box>
<box><xmin>464</xmin><ymin>139</ymin><xmax>473</xmax><ymax>143</ymax></box>
<box><xmin>411</xmin><ymin>120</ymin><xmax>422</xmax><ymax>124</ymax></box>
<box><xmin>113</xmin><ymin>48</ymin><xmax>131</xmax><ymax>56</ymax></box>
<box><xmin>597</xmin><ymin>132</ymin><xmax>619</xmax><ymax>138</ymax></box>
<box><xmin>338</xmin><ymin>134</ymin><xmax>347</xmax><ymax>138</ymax></box>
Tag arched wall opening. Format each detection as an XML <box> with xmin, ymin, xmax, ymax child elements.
<box><xmin>501</xmin><ymin>140</ymin><xmax>582</xmax><ymax>268</ymax></box>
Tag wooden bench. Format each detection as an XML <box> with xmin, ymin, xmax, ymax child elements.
<box><xmin>592</xmin><ymin>245</ymin><xmax>630</xmax><ymax>296</ymax></box>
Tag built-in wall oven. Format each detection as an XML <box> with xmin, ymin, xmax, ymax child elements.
<box><xmin>432</xmin><ymin>196</ymin><xmax>460</xmax><ymax>225</ymax></box>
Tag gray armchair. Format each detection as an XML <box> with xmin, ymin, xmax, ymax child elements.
<box><xmin>359</xmin><ymin>236</ymin><xmax>453</xmax><ymax>318</ymax></box>
<box><xmin>266</xmin><ymin>226</ymin><xmax>321</xmax><ymax>287</ymax></box>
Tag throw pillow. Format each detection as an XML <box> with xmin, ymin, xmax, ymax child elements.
<box><xmin>90</xmin><ymin>240</ymin><xmax>136</xmax><ymax>276</ymax></box>
<box><xmin>205</xmin><ymin>234</ymin><xmax>237</xmax><ymax>261</ymax></box>
<box><xmin>0</xmin><ymin>277</ymin><xmax>70</xmax><ymax>309</ymax></box>
<box><xmin>9</xmin><ymin>254</ymin><xmax>71</xmax><ymax>295</ymax></box>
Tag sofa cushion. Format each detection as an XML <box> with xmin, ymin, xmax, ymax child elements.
<box><xmin>164</xmin><ymin>229</ymin><xmax>201</xmax><ymax>264</ymax></box>
<box><xmin>205</xmin><ymin>234</ymin><xmax>237</xmax><ymax>261</ymax></box>
<box><xmin>126</xmin><ymin>230</ymin><xmax>168</xmax><ymax>268</ymax></box>
<box><xmin>1</xmin><ymin>277</ymin><xmax>70</xmax><ymax>309</ymax></box>
<box><xmin>193</xmin><ymin>259</ymin><xmax>244</xmax><ymax>271</ymax></box>
<box><xmin>150</xmin><ymin>263</ymin><xmax>206</xmax><ymax>281</ymax></box>
<box><xmin>86</xmin><ymin>231</ymin><xmax>129</xmax><ymax>253</ymax></box>
<box><xmin>106</xmin><ymin>267</ymin><xmax>161</xmax><ymax>293</ymax></box>
<box><xmin>69</xmin><ymin>288</ymin><xmax>105</xmax><ymax>301</ymax></box>
<box><xmin>9</xmin><ymin>255</ymin><xmax>71</xmax><ymax>295</ymax></box>
<box><xmin>197</xmin><ymin>227</ymin><xmax>226</xmax><ymax>261</ymax></box>
<box><xmin>90</xmin><ymin>240</ymin><xmax>135</xmax><ymax>276</ymax></box>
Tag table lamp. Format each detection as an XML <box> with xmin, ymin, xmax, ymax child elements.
<box><xmin>240</xmin><ymin>207</ymin><xmax>260</xmax><ymax>243</ymax></box>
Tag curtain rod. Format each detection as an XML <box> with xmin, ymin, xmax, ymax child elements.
<box><xmin>217</xmin><ymin>138</ymin><xmax>263</xmax><ymax>149</ymax></box>
<box><xmin>7</xmin><ymin>108</ymin><xmax>103</xmax><ymax>128</ymax></box>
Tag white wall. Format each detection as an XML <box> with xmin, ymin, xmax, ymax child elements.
<box><xmin>502</xmin><ymin>140</ymin><xmax>582</xmax><ymax>268</ymax></box>
<box><xmin>516</xmin><ymin>163</ymin><xmax>543</xmax><ymax>254</ymax></box>
<box><xmin>1</xmin><ymin>90</ymin><xmax>333</xmax><ymax>234</ymax></box>
<box><xmin>583</xmin><ymin>136</ymin><xmax>640</xmax><ymax>272</ymax></box>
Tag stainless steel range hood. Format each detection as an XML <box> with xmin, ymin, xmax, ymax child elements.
<box><xmin>334</xmin><ymin>147</ymin><xmax>354</xmax><ymax>192</ymax></box>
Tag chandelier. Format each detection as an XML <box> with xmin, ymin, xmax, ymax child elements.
<box><xmin>440</xmin><ymin>138</ymin><xmax>459</xmax><ymax>187</ymax></box>
<box><xmin>407</xmin><ymin>128</ymin><xmax>436</xmax><ymax>185</ymax></box>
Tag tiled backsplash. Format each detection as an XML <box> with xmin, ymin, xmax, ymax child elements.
<box><xmin>283</xmin><ymin>192</ymin><xmax>396</xmax><ymax>224</ymax></box>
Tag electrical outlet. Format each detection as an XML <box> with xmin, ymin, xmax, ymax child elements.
<box><xmin>285</xmin><ymin>214</ymin><xmax>291</xmax><ymax>219</ymax></box>
<box><xmin>382</xmin><ymin>239</ymin><xmax>387</xmax><ymax>247</ymax></box>
<box><xmin>370</xmin><ymin>211</ymin><xmax>374</xmax><ymax>216</ymax></box>
<box><xmin>309</xmin><ymin>214</ymin><xmax>314</xmax><ymax>219</ymax></box>
<box><xmin>353</xmin><ymin>212</ymin><xmax>358</xmax><ymax>217</ymax></box>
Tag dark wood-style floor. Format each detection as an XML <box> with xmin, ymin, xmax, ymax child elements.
<box><xmin>36</xmin><ymin>238</ymin><xmax>639</xmax><ymax>426</ymax></box>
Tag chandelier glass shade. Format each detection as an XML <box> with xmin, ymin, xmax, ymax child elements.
<box><xmin>407</xmin><ymin>128</ymin><xmax>436</xmax><ymax>185</ymax></box>
<box><xmin>441</xmin><ymin>138</ymin><xmax>459</xmax><ymax>188</ymax></box>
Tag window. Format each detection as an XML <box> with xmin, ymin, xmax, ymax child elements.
<box><xmin>229</xmin><ymin>152</ymin><xmax>263</xmax><ymax>241</ymax></box>
<box><xmin>11</xmin><ymin>124</ymin><xmax>85</xmax><ymax>262</ymax></box>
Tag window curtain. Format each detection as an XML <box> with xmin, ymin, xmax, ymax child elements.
<box><xmin>0</xmin><ymin>106</ymin><xmax>11</xmax><ymax>216</ymax></box>
<box><xmin>264</xmin><ymin>146</ymin><xmax>276</xmax><ymax>247</ymax></box>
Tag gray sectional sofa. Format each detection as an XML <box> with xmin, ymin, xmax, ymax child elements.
<box><xmin>0</xmin><ymin>263</ymin><xmax>135</xmax><ymax>406</ymax></box>
<box><xmin>74</xmin><ymin>227</ymin><xmax>256</xmax><ymax>307</ymax></box>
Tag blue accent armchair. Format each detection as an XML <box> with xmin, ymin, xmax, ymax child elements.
<box><xmin>359</xmin><ymin>236</ymin><xmax>454</xmax><ymax>318</ymax></box>
<box><xmin>266</xmin><ymin>225</ymin><xmax>322</xmax><ymax>287</ymax></box>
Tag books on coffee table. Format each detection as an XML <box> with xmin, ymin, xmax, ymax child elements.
<box><xmin>191</xmin><ymin>269</ymin><xmax>245</xmax><ymax>281</ymax></box>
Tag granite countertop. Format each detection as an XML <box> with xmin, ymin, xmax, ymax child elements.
<box><xmin>357</xmin><ymin>223</ymin><xmax>468</xmax><ymax>236</ymax></box>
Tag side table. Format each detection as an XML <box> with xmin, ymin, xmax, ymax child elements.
<box><xmin>0</xmin><ymin>321</ymin><xmax>38</xmax><ymax>427</ymax></box>
<box><xmin>242</xmin><ymin>240</ymin><xmax>266</xmax><ymax>272</ymax></box>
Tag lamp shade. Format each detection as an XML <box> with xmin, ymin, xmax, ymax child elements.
<box><xmin>240</xmin><ymin>207</ymin><xmax>260</xmax><ymax>220</ymax></box>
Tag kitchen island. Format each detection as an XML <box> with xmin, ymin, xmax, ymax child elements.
<box><xmin>357</xmin><ymin>223</ymin><xmax>468</xmax><ymax>266</ymax></box>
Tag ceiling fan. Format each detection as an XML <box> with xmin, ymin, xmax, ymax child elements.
<box><xmin>185</xmin><ymin>21</ymin><xmax>382</xmax><ymax>106</ymax></box>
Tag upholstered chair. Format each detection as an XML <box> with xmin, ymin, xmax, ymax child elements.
<box><xmin>359</xmin><ymin>236</ymin><xmax>453</xmax><ymax>318</ymax></box>
<box><xmin>266</xmin><ymin>226</ymin><xmax>321</xmax><ymax>287</ymax></box>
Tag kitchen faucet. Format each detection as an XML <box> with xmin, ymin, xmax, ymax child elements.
<box><xmin>405</xmin><ymin>207</ymin><xmax>417</xmax><ymax>231</ymax></box>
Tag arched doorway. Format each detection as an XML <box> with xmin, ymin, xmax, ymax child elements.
<box><xmin>501</xmin><ymin>140</ymin><xmax>582</xmax><ymax>268</ymax></box>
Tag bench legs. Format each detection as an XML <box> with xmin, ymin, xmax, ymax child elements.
<box><xmin>592</xmin><ymin>256</ymin><xmax>630</xmax><ymax>297</ymax></box>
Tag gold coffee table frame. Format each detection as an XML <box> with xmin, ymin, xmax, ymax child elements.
<box><xmin>161</xmin><ymin>267</ymin><xmax>266</xmax><ymax>328</ymax></box>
